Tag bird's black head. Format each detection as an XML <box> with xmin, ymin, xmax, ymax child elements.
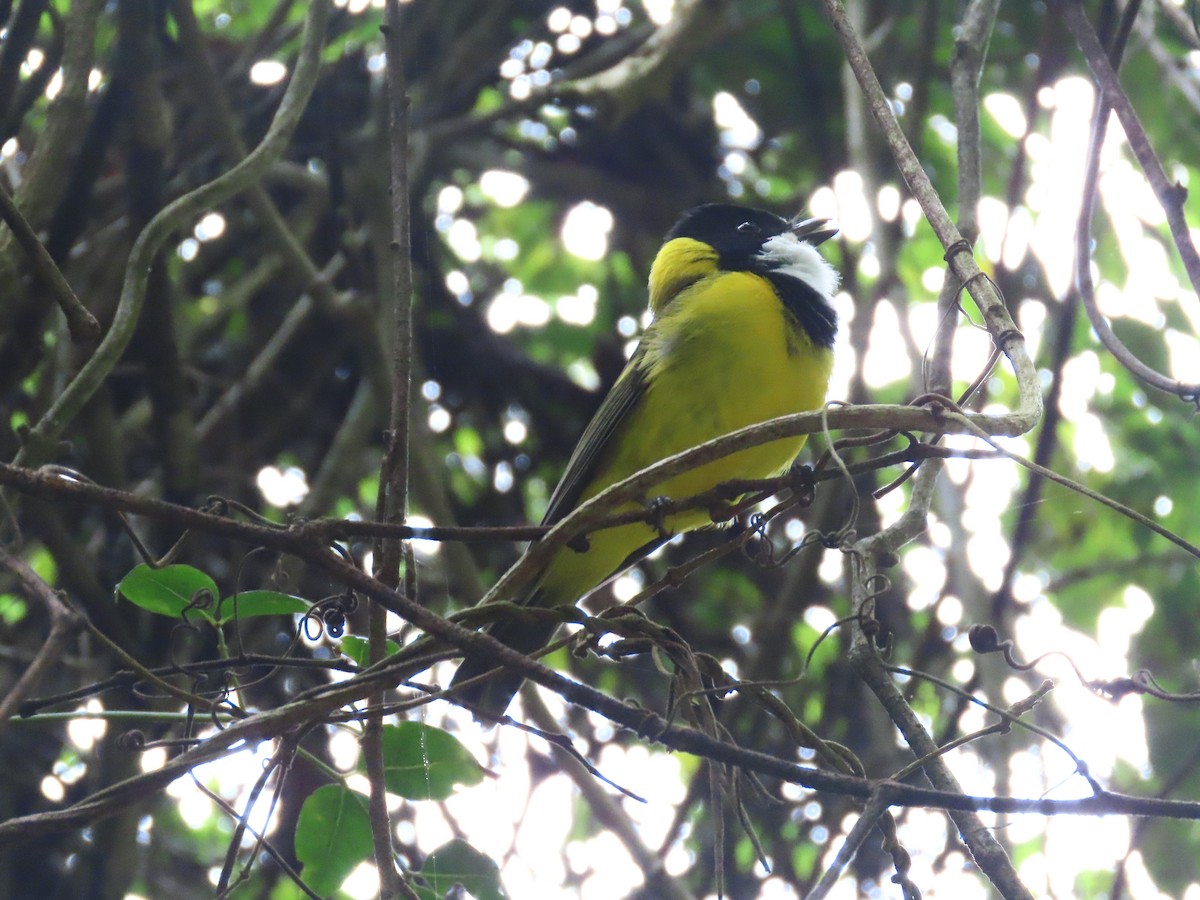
<box><xmin>662</xmin><ymin>203</ymin><xmax>840</xmax><ymax>348</ymax></box>
<box><xmin>666</xmin><ymin>204</ymin><xmax>792</xmax><ymax>270</ymax></box>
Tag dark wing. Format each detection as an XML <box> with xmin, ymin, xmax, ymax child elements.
<box><xmin>450</xmin><ymin>348</ymin><xmax>652</xmax><ymax>719</ymax></box>
<box><xmin>540</xmin><ymin>345</ymin><xmax>649</xmax><ymax>526</ymax></box>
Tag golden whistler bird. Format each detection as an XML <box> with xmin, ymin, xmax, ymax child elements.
<box><xmin>450</xmin><ymin>203</ymin><xmax>840</xmax><ymax>717</ymax></box>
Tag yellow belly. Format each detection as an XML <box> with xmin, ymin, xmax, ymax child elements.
<box><xmin>539</xmin><ymin>271</ymin><xmax>834</xmax><ymax>605</ymax></box>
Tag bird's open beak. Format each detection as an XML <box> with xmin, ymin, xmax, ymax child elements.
<box><xmin>790</xmin><ymin>217</ymin><xmax>838</xmax><ymax>246</ymax></box>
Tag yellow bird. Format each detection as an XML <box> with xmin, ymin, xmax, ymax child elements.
<box><xmin>450</xmin><ymin>204</ymin><xmax>840</xmax><ymax>717</ymax></box>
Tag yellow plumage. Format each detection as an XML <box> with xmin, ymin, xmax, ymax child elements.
<box><xmin>451</xmin><ymin>204</ymin><xmax>840</xmax><ymax>718</ymax></box>
<box><xmin>541</xmin><ymin>268</ymin><xmax>833</xmax><ymax>603</ymax></box>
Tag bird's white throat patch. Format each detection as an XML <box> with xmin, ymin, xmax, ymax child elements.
<box><xmin>757</xmin><ymin>233</ymin><xmax>840</xmax><ymax>299</ymax></box>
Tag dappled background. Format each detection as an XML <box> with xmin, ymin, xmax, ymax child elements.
<box><xmin>1</xmin><ymin>1</ymin><xmax>1200</xmax><ymax>898</ymax></box>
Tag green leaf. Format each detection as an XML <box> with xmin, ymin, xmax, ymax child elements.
<box><xmin>339</xmin><ymin>634</ymin><xmax>401</xmax><ymax>668</ymax></box>
<box><xmin>116</xmin><ymin>564</ymin><xmax>218</xmax><ymax>623</ymax></box>
<box><xmin>29</xmin><ymin>546</ymin><xmax>56</xmax><ymax>585</ymax></box>
<box><xmin>215</xmin><ymin>590</ymin><xmax>309</xmax><ymax>624</ymax></box>
<box><xmin>791</xmin><ymin>836</ymin><xmax>819</xmax><ymax>877</ymax></box>
<box><xmin>0</xmin><ymin>593</ymin><xmax>27</xmax><ymax>626</ymax></box>
<box><xmin>420</xmin><ymin>839</ymin><xmax>506</xmax><ymax>900</ymax></box>
<box><xmin>371</xmin><ymin>722</ymin><xmax>485</xmax><ymax>800</ymax></box>
<box><xmin>294</xmin><ymin>784</ymin><xmax>372</xmax><ymax>897</ymax></box>
<box><xmin>454</xmin><ymin>425</ymin><xmax>485</xmax><ymax>458</ymax></box>
<box><xmin>473</xmin><ymin>86</ymin><xmax>505</xmax><ymax>114</ymax></box>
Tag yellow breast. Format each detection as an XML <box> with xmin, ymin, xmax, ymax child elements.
<box><xmin>539</xmin><ymin>269</ymin><xmax>833</xmax><ymax>604</ymax></box>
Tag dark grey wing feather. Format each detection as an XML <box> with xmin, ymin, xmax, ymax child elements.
<box><xmin>449</xmin><ymin>351</ymin><xmax>651</xmax><ymax>720</ymax></box>
<box><xmin>449</xmin><ymin>347</ymin><xmax>652</xmax><ymax>720</ymax></box>
<box><xmin>540</xmin><ymin>347</ymin><xmax>649</xmax><ymax>526</ymax></box>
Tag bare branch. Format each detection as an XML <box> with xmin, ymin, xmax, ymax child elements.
<box><xmin>0</xmin><ymin>181</ymin><xmax>99</xmax><ymax>343</ymax></box>
<box><xmin>1058</xmin><ymin>0</ymin><xmax>1200</xmax><ymax>309</ymax></box>
<box><xmin>0</xmin><ymin>543</ymin><xmax>83</xmax><ymax>730</ymax></box>
<box><xmin>1060</xmin><ymin>0</ymin><xmax>1200</xmax><ymax>402</ymax></box>
<box><xmin>819</xmin><ymin>0</ymin><xmax>1043</xmax><ymax>436</ymax></box>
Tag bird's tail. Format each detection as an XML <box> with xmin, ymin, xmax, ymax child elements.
<box><xmin>447</xmin><ymin>589</ymin><xmax>561</xmax><ymax>721</ymax></box>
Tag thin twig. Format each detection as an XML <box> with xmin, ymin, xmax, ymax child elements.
<box><xmin>522</xmin><ymin>690</ymin><xmax>695</xmax><ymax>900</ymax></box>
<box><xmin>376</xmin><ymin>0</ymin><xmax>416</xmax><ymax>561</ymax></box>
<box><xmin>191</xmin><ymin>757</ymin><xmax>323</xmax><ymax>900</ymax></box>
<box><xmin>991</xmin><ymin>0</ymin><xmax>1141</xmax><ymax>620</ymax></box>
<box><xmin>949</xmin><ymin>405</ymin><xmax>1200</xmax><ymax>560</ymax></box>
<box><xmin>0</xmin><ymin>543</ymin><xmax>83</xmax><ymax>729</ymax></box>
<box><xmin>359</xmin><ymin>4</ymin><xmax>421</xmax><ymax>896</ymax></box>
<box><xmin>0</xmin><ymin>182</ymin><xmax>99</xmax><ymax>342</ymax></box>
<box><xmin>807</xmin><ymin>790</ymin><xmax>890</xmax><ymax>900</ymax></box>
<box><xmin>927</xmin><ymin>0</ymin><xmax>999</xmax><ymax>398</ymax></box>
<box><xmin>1059</xmin><ymin>0</ymin><xmax>1200</xmax><ymax>402</ymax></box>
<box><xmin>850</xmin><ymin>577</ymin><xmax>1034</xmax><ymax>900</ymax></box>
<box><xmin>1057</xmin><ymin>0</ymin><xmax>1200</xmax><ymax>308</ymax></box>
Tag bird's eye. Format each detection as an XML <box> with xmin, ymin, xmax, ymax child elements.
<box><xmin>736</xmin><ymin>221</ymin><xmax>758</xmax><ymax>233</ymax></box>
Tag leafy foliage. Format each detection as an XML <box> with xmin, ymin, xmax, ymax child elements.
<box><xmin>295</xmin><ymin>784</ymin><xmax>374</xmax><ymax>896</ymax></box>
<box><xmin>118</xmin><ymin>564</ymin><xmax>309</xmax><ymax>624</ymax></box>
<box><xmin>369</xmin><ymin>723</ymin><xmax>486</xmax><ymax>801</ymax></box>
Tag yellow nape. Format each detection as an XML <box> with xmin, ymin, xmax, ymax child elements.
<box><xmin>648</xmin><ymin>237</ymin><xmax>720</xmax><ymax>314</ymax></box>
